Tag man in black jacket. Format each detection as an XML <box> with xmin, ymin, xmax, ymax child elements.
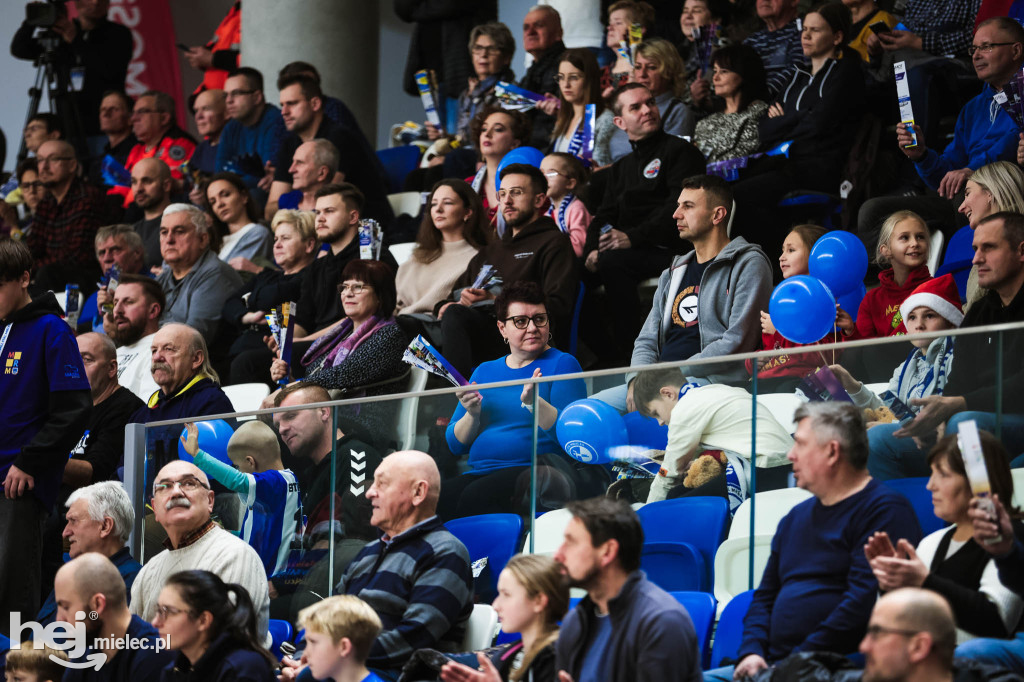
<box><xmin>583</xmin><ymin>83</ymin><xmax>706</xmax><ymax>363</ymax></box>
<box><xmin>520</xmin><ymin>5</ymin><xmax>566</xmax><ymax>149</ymax></box>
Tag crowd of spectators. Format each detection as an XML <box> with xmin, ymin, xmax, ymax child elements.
<box><xmin>4</xmin><ymin>0</ymin><xmax>1024</xmax><ymax>680</ymax></box>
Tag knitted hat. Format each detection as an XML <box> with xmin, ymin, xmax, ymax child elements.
<box><xmin>899</xmin><ymin>274</ymin><xmax>964</xmax><ymax>328</ymax></box>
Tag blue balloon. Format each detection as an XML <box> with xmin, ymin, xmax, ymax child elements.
<box><xmin>178</xmin><ymin>419</ymin><xmax>235</xmax><ymax>465</ymax></box>
<box><xmin>769</xmin><ymin>275</ymin><xmax>837</xmax><ymax>344</ymax></box>
<box><xmin>836</xmin><ymin>282</ymin><xmax>866</xmax><ymax>323</ymax></box>
<box><xmin>495</xmin><ymin>146</ymin><xmax>545</xmax><ymax>190</ymax></box>
<box><xmin>556</xmin><ymin>399</ymin><xmax>629</xmax><ymax>465</ymax></box>
<box><xmin>808</xmin><ymin>230</ymin><xmax>869</xmax><ymax>297</ymax></box>
<box><xmin>622</xmin><ymin>411</ymin><xmax>668</xmax><ymax>450</ymax></box>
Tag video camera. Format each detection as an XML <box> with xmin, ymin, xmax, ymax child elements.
<box><xmin>25</xmin><ymin>0</ymin><xmax>66</xmax><ymax>29</ymax></box>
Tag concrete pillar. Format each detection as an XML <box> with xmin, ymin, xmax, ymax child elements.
<box><xmin>242</xmin><ymin>0</ymin><xmax>379</xmax><ymax>144</ymax></box>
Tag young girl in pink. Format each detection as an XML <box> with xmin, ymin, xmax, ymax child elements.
<box><xmin>540</xmin><ymin>152</ymin><xmax>591</xmax><ymax>258</ymax></box>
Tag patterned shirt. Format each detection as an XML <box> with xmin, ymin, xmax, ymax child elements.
<box><xmin>902</xmin><ymin>0</ymin><xmax>981</xmax><ymax>59</ymax></box>
<box><xmin>744</xmin><ymin>22</ymin><xmax>806</xmax><ymax>97</ymax></box>
<box><xmin>27</xmin><ymin>176</ymin><xmax>104</xmax><ymax>270</ymax></box>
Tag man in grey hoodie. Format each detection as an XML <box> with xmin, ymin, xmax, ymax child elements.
<box><xmin>597</xmin><ymin>174</ymin><xmax>772</xmax><ymax>412</ymax></box>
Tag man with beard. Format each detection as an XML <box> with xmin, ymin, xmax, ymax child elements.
<box><xmin>425</xmin><ymin>163</ymin><xmax>577</xmax><ymax>377</ymax></box>
<box><xmin>859</xmin><ymin>589</ymin><xmax>958</xmax><ymax>682</ymax></box>
<box><xmin>81</xmin><ymin>224</ymin><xmax>147</xmax><ymax>332</ymax></box>
<box><xmin>130</xmin><ymin>459</ymin><xmax>270</xmax><ymax>637</ymax></box>
<box><xmin>54</xmin><ymin>553</ymin><xmax>173</xmax><ymax>681</ymax></box>
<box><xmin>553</xmin><ymin>497</ymin><xmax>701</xmax><ymax>682</ymax></box>
<box><xmin>105</xmin><ymin>274</ymin><xmax>164</xmax><ymax>402</ymax></box>
<box><xmin>129</xmin><ymin>158</ymin><xmax>173</xmax><ymax>269</ymax></box>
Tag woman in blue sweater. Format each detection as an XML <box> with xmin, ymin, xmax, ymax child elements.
<box><xmin>440</xmin><ymin>281</ymin><xmax>587</xmax><ymax>520</ymax></box>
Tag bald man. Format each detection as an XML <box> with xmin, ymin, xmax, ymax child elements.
<box><xmin>54</xmin><ymin>553</ymin><xmax>174</xmax><ymax>681</ymax></box>
<box><xmin>130</xmin><ymin>157</ymin><xmax>173</xmax><ymax>268</ymax></box>
<box><xmin>336</xmin><ymin>450</ymin><xmax>473</xmax><ymax>675</ymax></box>
<box><xmin>860</xmin><ymin>588</ymin><xmax>957</xmax><ymax>682</ymax></box>
<box><xmin>190</xmin><ymin>88</ymin><xmax>227</xmax><ymax>176</ymax></box>
<box><xmin>28</xmin><ymin>139</ymin><xmax>107</xmax><ymax>291</ymax></box>
<box><xmin>130</xmin><ymin>460</ymin><xmax>271</xmax><ymax>639</ymax></box>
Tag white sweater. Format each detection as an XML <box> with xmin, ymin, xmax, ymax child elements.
<box><xmin>130</xmin><ymin>524</ymin><xmax>270</xmax><ymax>638</ymax></box>
<box><xmin>394</xmin><ymin>239</ymin><xmax>479</xmax><ymax>315</ymax></box>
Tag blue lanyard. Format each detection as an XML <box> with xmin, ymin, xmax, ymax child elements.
<box><xmin>0</xmin><ymin>323</ymin><xmax>12</xmax><ymax>359</ymax></box>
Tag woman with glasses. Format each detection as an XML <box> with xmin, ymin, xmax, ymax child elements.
<box><xmin>269</xmin><ymin>259</ymin><xmax>408</xmax><ymax>442</ymax></box>
<box><xmin>439</xmin><ymin>281</ymin><xmax>588</xmax><ymax>520</ymax></box>
<box><xmin>0</xmin><ymin>158</ymin><xmax>45</xmax><ymax>238</ymax></box>
<box><xmin>865</xmin><ymin>431</ymin><xmax>1024</xmax><ymax>644</ymax></box>
<box><xmin>550</xmin><ymin>49</ymin><xmax>604</xmax><ymax>157</ymax></box>
<box><xmin>441</xmin><ymin>22</ymin><xmax>517</xmax><ymax>146</ymax></box>
<box><xmin>154</xmin><ymin>569</ymin><xmax>276</xmax><ymax>681</ymax></box>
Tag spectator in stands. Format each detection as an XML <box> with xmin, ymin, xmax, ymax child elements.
<box><xmin>865</xmin><ymin>430</ymin><xmax>1023</xmax><ymax>642</ymax></box>
<box><xmin>550</xmin><ymin>48</ymin><xmax>605</xmax><ymax>154</ymax></box>
<box><xmin>742</xmin><ymin>0</ymin><xmax>804</xmax><ymax>96</ymax></box>
<box><xmin>540</xmin><ymin>152</ymin><xmax>590</xmax><ymax>257</ymax></box>
<box><xmin>844</xmin><ymin>0</ymin><xmax>897</xmax><ymax>62</ymax></box>
<box><xmin>268</xmin><ymin>75</ymin><xmax>390</xmax><ymax>224</ymax></box>
<box><xmin>21</xmin><ymin>113</ymin><xmax>63</xmax><ymax>156</ymax></box>
<box><xmin>520</xmin><ymin>5</ymin><xmax>567</xmax><ymax>148</ymax></box>
<box><xmin>131</xmin><ymin>458</ymin><xmax>270</xmax><ymax>635</ymax></box>
<box><xmin>28</xmin><ymin>139</ymin><xmax>105</xmax><ymax>291</ymax></box>
<box><xmin>869</xmin><ymin>212</ymin><xmax>1024</xmax><ymax>479</ymax></box>
<box><xmin>125</xmin><ymin>91</ymin><xmax>197</xmax><ymax>194</ymax></box>
<box><xmin>595</xmin><ymin>39</ymin><xmax>695</xmax><ymax>166</ymax></box>
<box><xmin>272</xmin><ymin>260</ymin><xmax>408</xmax><ymax>441</ymax></box>
<box><xmin>839</xmin><ymin>210</ymin><xmax>932</xmax><ymax>340</ymax></box>
<box><xmin>88</xmin><ymin>91</ymin><xmax>138</xmax><ymax>187</ymax></box>
<box><xmin>189</xmin><ymin>88</ymin><xmax>227</xmax><ymax>177</ymax></box>
<box><xmin>692</xmin><ymin>44</ymin><xmax>770</xmax><ymax>163</ymax></box>
<box><xmin>215</xmin><ymin>67</ymin><xmax>285</xmax><ymax>195</ymax></box>
<box><xmin>11</xmin><ymin>0</ymin><xmax>132</xmax><ymax>138</ymax></box>
<box><xmin>277</xmin><ymin>139</ymin><xmax>339</xmax><ymax>212</ymax></box>
<box><xmin>338</xmin><ymin>450</ymin><xmax>474</xmax><ymax>675</ymax></box>
<box><xmin>554</xmin><ymin>497</ymin><xmax>702</xmax><ymax>682</ymax></box>
<box><xmin>466</xmin><ymin>107</ymin><xmax>532</xmax><ymax>226</ymax></box>
<box><xmin>858</xmin><ymin>18</ymin><xmax>1024</xmax><ymax>251</ymax></box>
<box><xmin>602</xmin><ymin>1</ymin><xmax>654</xmax><ymax>97</ymax></box>
<box><xmin>434</xmin><ymin>164</ymin><xmax>577</xmax><ymax>377</ymax></box>
<box><xmin>55</xmin><ymin>553</ymin><xmax>173</xmax><ymax>681</ymax></box>
<box><xmin>106</xmin><ymin>274</ymin><xmax>164</xmax><ymax>402</ymax></box>
<box><xmin>678</xmin><ymin>0</ymin><xmax>730</xmax><ymax>79</ymax></box>
<box><xmin>957</xmin><ymin>161</ymin><xmax>1024</xmax><ymax>311</ymax></box>
<box><xmin>182</xmin><ymin>2</ymin><xmax>241</xmax><ymax>95</ymax></box>
<box><xmin>703</xmin><ymin>402</ymin><xmax>923</xmax><ymax>681</ymax></box>
<box><xmin>131</xmin><ymin>157</ymin><xmax>174</xmax><ymax>269</ymax></box>
<box><xmin>583</xmin><ymin>83</ymin><xmax>707</xmax><ymax>364</ymax></box>
<box><xmin>153</xmin><ymin>570</ymin><xmax>277</xmax><ymax>681</ymax></box>
<box><xmin>225</xmin><ymin>210</ymin><xmax>315</xmax><ymax>384</ymax></box>
<box><xmin>37</xmin><ymin>482</ymin><xmax>142</xmax><ymax>628</ymax></box>
<box><xmin>732</xmin><ymin>1</ymin><xmax>864</xmax><ymax>251</ymax></box>
<box><xmin>4</xmin><ymin>642</ymin><xmax>67</xmax><ymax>681</ymax></box>
<box><xmin>83</xmin><ymin>224</ymin><xmax>147</xmax><ymax>332</ymax></box>
<box><xmin>206</xmin><ymin>172</ymin><xmax>273</xmax><ymax>270</ymax></box>
<box><xmin>282</xmin><ymin>595</ymin><xmax>384</xmax><ymax>682</ymax></box>
<box><xmin>395</xmin><ymin>179</ymin><xmax>488</xmax><ymax>316</ymax></box>
<box><xmin>67</xmin><ymin>334</ymin><xmax>143</xmax><ymax>488</ymax></box>
<box><xmin>446</xmin><ymin>22</ymin><xmax>517</xmax><ymax>145</ymax></box>
<box><xmin>442</xmin><ymin>282</ymin><xmax>587</xmax><ymax>519</ymax></box>
<box><xmin>156</xmin><ymin>204</ymin><xmax>243</xmax><ymax>338</ymax></box>
<box><xmin>0</xmin><ymin>239</ymin><xmax>91</xmax><ymax>638</ymax></box>
<box><xmin>0</xmin><ymin>159</ymin><xmax>43</xmax><ymax>238</ymax></box>
<box><xmin>860</xmin><ymin>589</ymin><xmax>958</xmax><ymax>682</ymax></box>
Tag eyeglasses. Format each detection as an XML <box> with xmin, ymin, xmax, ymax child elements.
<box><xmin>152</xmin><ymin>476</ymin><xmax>209</xmax><ymax>497</ymax></box>
<box><xmin>338</xmin><ymin>283</ymin><xmax>373</xmax><ymax>295</ymax></box>
<box><xmin>865</xmin><ymin>625</ymin><xmax>921</xmax><ymax>640</ymax></box>
<box><xmin>471</xmin><ymin>45</ymin><xmax>502</xmax><ymax>56</ymax></box>
<box><xmin>225</xmin><ymin>89</ymin><xmax>256</xmax><ymax>99</ymax></box>
<box><xmin>20</xmin><ymin>181</ymin><xmax>45</xmax><ymax>190</ymax></box>
<box><xmin>153</xmin><ymin>604</ymin><xmax>192</xmax><ymax>620</ymax></box>
<box><xmin>36</xmin><ymin>156</ymin><xmax>73</xmax><ymax>165</ymax></box>
<box><xmin>504</xmin><ymin>313</ymin><xmax>549</xmax><ymax>329</ymax></box>
<box><xmin>497</xmin><ymin>187</ymin><xmax>530</xmax><ymax>201</ymax></box>
<box><xmin>968</xmin><ymin>42</ymin><xmax>1019</xmax><ymax>56</ymax></box>
<box><xmin>543</xmin><ymin>170</ymin><xmax>563</xmax><ymax>178</ymax></box>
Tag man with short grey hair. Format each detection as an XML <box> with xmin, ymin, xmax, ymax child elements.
<box><xmin>156</xmin><ymin>203</ymin><xmax>242</xmax><ymax>338</ymax></box>
<box><xmin>278</xmin><ymin>138</ymin><xmax>339</xmax><ymax>212</ymax></box>
<box><xmin>519</xmin><ymin>4</ymin><xmax>565</xmax><ymax>148</ymax></box>
<box><xmin>84</xmin><ymin>224</ymin><xmax>147</xmax><ymax>331</ymax></box>
<box><xmin>704</xmin><ymin>402</ymin><xmax>923</xmax><ymax>682</ymax></box>
<box><xmin>36</xmin><ymin>482</ymin><xmax>142</xmax><ymax>627</ymax></box>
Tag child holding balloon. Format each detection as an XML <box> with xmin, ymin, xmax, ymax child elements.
<box><xmin>837</xmin><ymin>210</ymin><xmax>932</xmax><ymax>339</ymax></box>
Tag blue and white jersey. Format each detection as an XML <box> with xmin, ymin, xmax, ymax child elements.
<box><xmin>242</xmin><ymin>468</ymin><xmax>302</xmax><ymax>576</ymax></box>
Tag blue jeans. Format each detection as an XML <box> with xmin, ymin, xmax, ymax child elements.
<box><xmin>956</xmin><ymin>633</ymin><xmax>1024</xmax><ymax>673</ymax></box>
<box><xmin>703</xmin><ymin>665</ymin><xmax>735</xmax><ymax>681</ymax></box>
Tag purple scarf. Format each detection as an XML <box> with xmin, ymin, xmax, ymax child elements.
<box><xmin>301</xmin><ymin>315</ymin><xmax>396</xmax><ymax>369</ymax></box>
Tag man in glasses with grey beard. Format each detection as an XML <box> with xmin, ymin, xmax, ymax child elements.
<box><xmin>129</xmin><ymin>459</ymin><xmax>270</xmax><ymax>640</ymax></box>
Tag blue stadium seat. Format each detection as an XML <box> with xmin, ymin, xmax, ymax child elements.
<box><xmin>641</xmin><ymin>541</ymin><xmax>707</xmax><ymax>592</ymax></box>
<box><xmin>777</xmin><ymin>192</ymin><xmax>843</xmax><ymax>229</ymax></box>
<box><xmin>446</xmin><ymin>513</ymin><xmax>523</xmax><ymax>601</ymax></box>
<box><xmin>376</xmin><ymin>146</ymin><xmax>422</xmax><ymax>193</ymax></box>
<box><xmin>269</xmin><ymin>619</ymin><xmax>293</xmax><ymax>660</ymax></box>
<box><xmin>670</xmin><ymin>591</ymin><xmax>717</xmax><ymax>668</ymax></box>
<box><xmin>710</xmin><ymin>589</ymin><xmax>755</xmax><ymax>669</ymax></box>
<box><xmin>637</xmin><ymin>497</ymin><xmax>729</xmax><ymax>590</ymax></box>
<box><xmin>882</xmin><ymin>477</ymin><xmax>947</xmax><ymax>536</ymax></box>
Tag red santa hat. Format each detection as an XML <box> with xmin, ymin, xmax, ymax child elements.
<box><xmin>899</xmin><ymin>274</ymin><xmax>964</xmax><ymax>328</ymax></box>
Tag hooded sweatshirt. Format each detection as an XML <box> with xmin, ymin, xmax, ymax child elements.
<box><xmin>850</xmin><ymin>265</ymin><xmax>932</xmax><ymax>339</ymax></box>
<box><xmin>0</xmin><ymin>291</ymin><xmax>91</xmax><ymax>509</ymax></box>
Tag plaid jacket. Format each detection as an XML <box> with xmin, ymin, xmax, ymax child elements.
<box><xmin>28</xmin><ymin>176</ymin><xmax>104</xmax><ymax>270</ymax></box>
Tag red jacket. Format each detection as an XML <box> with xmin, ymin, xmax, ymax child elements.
<box><xmin>746</xmin><ymin>330</ymin><xmax>843</xmax><ymax>379</ymax></box>
<box><xmin>850</xmin><ymin>265</ymin><xmax>932</xmax><ymax>339</ymax></box>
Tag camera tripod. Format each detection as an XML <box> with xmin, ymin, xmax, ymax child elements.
<box><xmin>17</xmin><ymin>31</ymin><xmax>87</xmax><ymax>163</ymax></box>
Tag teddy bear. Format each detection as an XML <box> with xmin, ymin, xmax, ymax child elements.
<box><xmin>683</xmin><ymin>450</ymin><xmax>728</xmax><ymax>488</ymax></box>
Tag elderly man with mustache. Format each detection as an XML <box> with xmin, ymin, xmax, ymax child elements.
<box><xmin>129</xmin><ymin>458</ymin><xmax>271</xmax><ymax>638</ymax></box>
